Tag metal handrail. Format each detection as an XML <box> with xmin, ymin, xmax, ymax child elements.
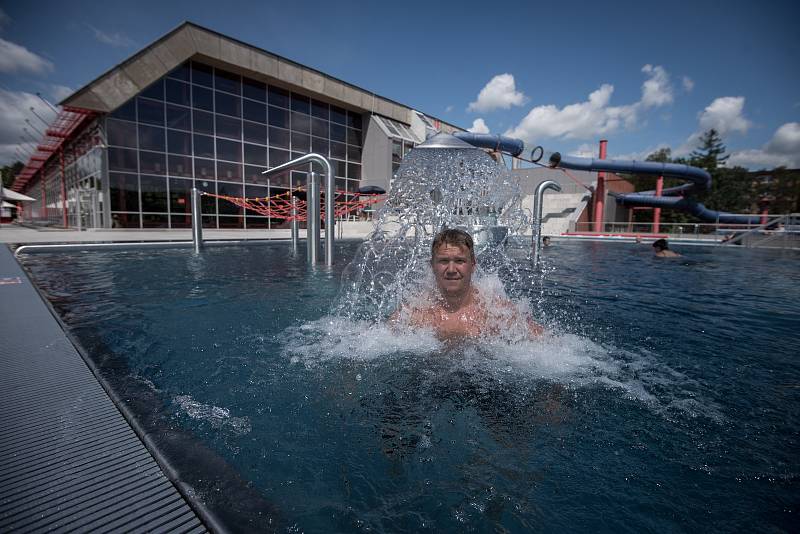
<box><xmin>262</xmin><ymin>153</ymin><xmax>334</xmax><ymax>266</ymax></box>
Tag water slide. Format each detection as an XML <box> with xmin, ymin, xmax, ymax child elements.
<box><xmin>449</xmin><ymin>132</ymin><xmax>763</xmax><ymax>225</ymax></box>
<box><xmin>547</xmin><ymin>153</ymin><xmax>764</xmax><ymax>225</ymax></box>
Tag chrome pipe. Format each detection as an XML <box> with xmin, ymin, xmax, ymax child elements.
<box><xmin>532</xmin><ymin>180</ymin><xmax>562</xmax><ymax>264</ymax></box>
<box><xmin>191</xmin><ymin>187</ymin><xmax>203</xmax><ymax>253</ymax></box>
<box><xmin>262</xmin><ymin>153</ymin><xmax>334</xmax><ymax>265</ymax></box>
<box><xmin>291</xmin><ymin>195</ymin><xmax>299</xmax><ymax>253</ymax></box>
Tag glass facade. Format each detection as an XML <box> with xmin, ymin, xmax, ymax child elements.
<box><xmin>105</xmin><ymin>60</ymin><xmax>365</xmax><ymax>229</ymax></box>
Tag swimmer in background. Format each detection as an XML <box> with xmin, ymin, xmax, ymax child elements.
<box><xmin>542</xmin><ymin>236</ymin><xmax>551</xmax><ymax>247</ymax></box>
<box><xmin>652</xmin><ymin>238</ymin><xmax>681</xmax><ymax>257</ymax></box>
<box><xmin>390</xmin><ymin>228</ymin><xmax>544</xmax><ymax>340</ymax></box>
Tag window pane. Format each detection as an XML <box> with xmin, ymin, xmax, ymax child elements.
<box><xmin>311</xmin><ymin>118</ymin><xmax>328</xmax><ymax>138</ymax></box>
<box><xmin>108</xmin><ymin>147</ymin><xmax>138</xmax><ymax>172</ymax></box>
<box><xmin>332</xmin><ymin>159</ymin><xmax>347</xmax><ymax>177</ymax></box>
<box><xmin>192</xmin><ymin>85</ymin><xmax>213</xmax><ymax>112</ymax></box>
<box><xmin>217</xmin><ymin>182</ymin><xmax>243</xmax><ymax>215</ymax></box>
<box><xmin>110</xmin><ymin>99</ymin><xmax>136</xmax><ymax>121</ymax></box>
<box><xmin>330</xmin><ymin>123</ymin><xmax>346</xmax><ymax>143</ymax></box>
<box><xmin>193</xmin><ymin>110</ymin><xmax>214</xmax><ymax>135</ymax></box>
<box><xmin>331</xmin><ymin>105</ymin><xmax>347</xmax><ymax>124</ymax></box>
<box><xmin>244</xmin><ymin>143</ymin><xmax>267</xmax><ymax>166</ymax></box>
<box><xmin>311</xmin><ymin>99</ymin><xmax>329</xmax><ymax>119</ymax></box>
<box><xmin>138</xmin><ymin>98</ymin><xmax>164</xmax><ymax>125</ymax></box>
<box><xmin>167</xmin><ymin>129</ymin><xmax>192</xmax><ymax>155</ymax></box>
<box><xmin>243</xmin><ymin>99</ymin><xmax>266</xmax><ymax>123</ymax></box>
<box><xmin>348</xmin><ymin>111</ymin><xmax>362</xmax><ymax>130</ymax></box>
<box><xmin>291</xmin><ymin>93</ymin><xmax>310</xmax><ymax>114</ymax></box>
<box><xmin>268</xmin><ymin>86</ymin><xmax>289</xmax><ymax>108</ymax></box>
<box><xmin>111</xmin><ymin>212</ymin><xmax>139</xmax><ymax>228</ymax></box>
<box><xmin>165</xmin><ymin>79</ymin><xmax>190</xmax><ymax>106</ymax></box>
<box><xmin>330</xmin><ymin>141</ymin><xmax>346</xmax><ymax>160</ymax></box>
<box><xmin>216</xmin><ymin>138</ymin><xmax>242</xmax><ymax>162</ymax></box>
<box><xmin>215</xmin><ymin>69</ymin><xmax>241</xmax><ymax>95</ymax></box>
<box><xmin>268</xmin><ymin>106</ymin><xmax>288</xmax><ymax>128</ymax></box>
<box><xmin>168</xmin><ymin>154</ymin><xmax>192</xmax><ymax>177</ymax></box>
<box><xmin>245</xmin><ymin>165</ymin><xmax>267</xmax><ymax>184</ymax></box>
<box><xmin>311</xmin><ymin>136</ymin><xmax>328</xmax><ymax>157</ymax></box>
<box><xmin>217</xmin><ymin>161</ymin><xmax>242</xmax><ymax>181</ymax></box>
<box><xmin>216</xmin><ymin>114</ymin><xmax>241</xmax><ymax>140</ymax></box>
<box><xmin>243</xmin><ymin>77</ymin><xmax>267</xmax><ymax>102</ymax></box>
<box><xmin>169</xmin><ymin>178</ymin><xmax>192</xmax><ymax>214</ymax></box>
<box><xmin>348</xmin><ymin>163</ymin><xmax>361</xmax><ymax>180</ymax></box>
<box><xmin>215</xmin><ymin>91</ymin><xmax>241</xmax><ymax>117</ymax></box>
<box><xmin>195</xmin><ymin>158</ymin><xmax>215</xmax><ymax>179</ymax></box>
<box><xmin>347</xmin><ymin>127</ymin><xmax>361</xmax><ymax>146</ymax></box>
<box><xmin>109</xmin><ymin>173</ymin><xmax>139</xmax><ymax>211</ymax></box>
<box><xmin>291</xmin><ymin>132</ymin><xmax>309</xmax><ymax>152</ymax></box>
<box><xmin>138</xmin><ymin>125</ymin><xmax>165</xmax><ymax>152</ymax></box>
<box><xmin>347</xmin><ymin>144</ymin><xmax>361</xmax><ymax>162</ymax></box>
<box><xmin>141</xmin><ymin>79</ymin><xmax>164</xmax><ymax>101</ymax></box>
<box><xmin>142</xmin><ymin>214</ymin><xmax>169</xmax><ymax>228</ymax></box>
<box><xmin>140</xmin><ymin>175</ymin><xmax>168</xmax><ymax>212</ymax></box>
<box><xmin>269</xmin><ymin>127</ymin><xmax>289</xmax><ymax>149</ymax></box>
<box><xmin>167</xmin><ymin>62</ymin><xmax>190</xmax><ymax>82</ymax></box>
<box><xmin>191</xmin><ymin>61</ymin><xmax>213</xmax><ymax>87</ymax></box>
<box><xmin>196</xmin><ymin>180</ymin><xmax>217</xmax><ymax>215</ymax></box>
<box><xmin>269</xmin><ymin>148</ymin><xmax>289</xmax><ymax>168</ymax></box>
<box><xmin>107</xmin><ymin>119</ymin><xmax>137</xmax><ymax>148</ymax></box>
<box><xmin>140</xmin><ymin>151</ymin><xmax>166</xmax><ymax>175</ymax></box>
<box><xmin>291</xmin><ymin>111</ymin><xmax>310</xmax><ymax>134</ymax></box>
<box><xmin>243</xmin><ymin>121</ymin><xmax>267</xmax><ymax>145</ymax></box>
<box><xmin>166</xmin><ymin>105</ymin><xmax>191</xmax><ymax>131</ymax></box>
<box><xmin>194</xmin><ymin>134</ymin><xmax>215</xmax><ymax>158</ymax></box>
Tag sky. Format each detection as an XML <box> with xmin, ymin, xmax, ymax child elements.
<box><xmin>1</xmin><ymin>0</ymin><xmax>798</xmax><ymax>170</ymax></box>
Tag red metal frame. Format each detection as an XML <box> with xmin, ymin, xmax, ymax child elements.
<box><xmin>593</xmin><ymin>139</ymin><xmax>608</xmax><ymax>232</ymax></box>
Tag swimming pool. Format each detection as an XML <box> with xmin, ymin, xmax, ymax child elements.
<box><xmin>20</xmin><ymin>240</ymin><xmax>799</xmax><ymax>532</ymax></box>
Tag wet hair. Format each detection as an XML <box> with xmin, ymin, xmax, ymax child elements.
<box><xmin>652</xmin><ymin>238</ymin><xmax>669</xmax><ymax>250</ymax></box>
<box><xmin>431</xmin><ymin>228</ymin><xmax>475</xmax><ymax>262</ymax></box>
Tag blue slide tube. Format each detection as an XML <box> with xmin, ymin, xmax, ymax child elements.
<box><xmin>548</xmin><ymin>152</ymin><xmax>764</xmax><ymax>225</ymax></box>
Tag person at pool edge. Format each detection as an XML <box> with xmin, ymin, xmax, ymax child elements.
<box><xmin>390</xmin><ymin>228</ymin><xmax>544</xmax><ymax>340</ymax></box>
<box><xmin>652</xmin><ymin>238</ymin><xmax>681</xmax><ymax>257</ymax></box>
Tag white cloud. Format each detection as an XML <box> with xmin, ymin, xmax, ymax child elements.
<box><xmin>504</xmin><ymin>84</ymin><xmax>638</xmax><ymax>142</ymax></box>
<box><xmin>0</xmin><ymin>38</ymin><xmax>53</xmax><ymax>75</ymax></box>
<box><xmin>764</xmin><ymin>122</ymin><xmax>800</xmax><ymax>154</ymax></box>
<box><xmin>88</xmin><ymin>25</ymin><xmax>136</xmax><ymax>48</ymax></box>
<box><xmin>504</xmin><ymin>64</ymin><xmax>677</xmax><ymax>144</ymax></box>
<box><xmin>445</xmin><ymin>105</ymin><xmax>453</xmax><ymax>113</ymax></box>
<box><xmin>467</xmin><ymin>118</ymin><xmax>490</xmax><ymax>134</ymax></box>
<box><xmin>640</xmin><ymin>64</ymin><xmax>673</xmax><ymax>108</ymax></box>
<box><xmin>467</xmin><ymin>73</ymin><xmax>527</xmax><ymax>113</ymax></box>
<box><xmin>50</xmin><ymin>84</ymin><xmax>74</xmax><ymax>101</ymax></box>
<box><xmin>682</xmin><ymin>76</ymin><xmax>694</xmax><ymax>92</ymax></box>
<box><xmin>0</xmin><ymin>88</ymin><xmax>59</xmax><ymax>166</ymax></box>
<box><xmin>698</xmin><ymin>96</ymin><xmax>751</xmax><ymax>136</ymax></box>
<box><xmin>727</xmin><ymin>122</ymin><xmax>800</xmax><ymax>169</ymax></box>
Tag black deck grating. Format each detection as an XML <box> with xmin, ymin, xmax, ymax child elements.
<box><xmin>0</xmin><ymin>245</ymin><xmax>210</xmax><ymax>533</ymax></box>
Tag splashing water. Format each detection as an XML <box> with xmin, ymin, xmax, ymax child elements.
<box><xmin>334</xmin><ymin>145</ymin><xmax>533</xmax><ymax>322</ymax></box>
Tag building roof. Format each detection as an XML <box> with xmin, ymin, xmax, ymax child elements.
<box><xmin>62</xmin><ymin>21</ymin><xmax>454</xmax><ymax>129</ymax></box>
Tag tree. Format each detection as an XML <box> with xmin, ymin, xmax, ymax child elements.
<box><xmin>1</xmin><ymin>161</ymin><xmax>24</xmax><ymax>189</ymax></box>
<box><xmin>689</xmin><ymin>129</ymin><xmax>729</xmax><ymax>171</ymax></box>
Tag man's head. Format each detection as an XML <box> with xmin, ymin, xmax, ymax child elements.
<box><xmin>652</xmin><ymin>238</ymin><xmax>668</xmax><ymax>251</ymax></box>
<box><xmin>542</xmin><ymin>236</ymin><xmax>551</xmax><ymax>246</ymax></box>
<box><xmin>430</xmin><ymin>229</ymin><xmax>476</xmax><ymax>299</ymax></box>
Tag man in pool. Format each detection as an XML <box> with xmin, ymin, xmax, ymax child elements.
<box><xmin>652</xmin><ymin>238</ymin><xmax>681</xmax><ymax>257</ymax></box>
<box><xmin>390</xmin><ymin>228</ymin><xmax>543</xmax><ymax>340</ymax></box>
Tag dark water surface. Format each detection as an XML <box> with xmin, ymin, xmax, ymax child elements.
<box><xmin>21</xmin><ymin>240</ymin><xmax>800</xmax><ymax>532</ymax></box>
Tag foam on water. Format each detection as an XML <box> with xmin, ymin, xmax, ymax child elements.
<box><xmin>172</xmin><ymin>394</ymin><xmax>252</xmax><ymax>435</ymax></box>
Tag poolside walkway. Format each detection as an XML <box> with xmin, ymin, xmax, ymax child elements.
<box><xmin>0</xmin><ymin>244</ymin><xmax>211</xmax><ymax>533</ymax></box>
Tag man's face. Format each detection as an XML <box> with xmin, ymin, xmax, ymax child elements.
<box><xmin>431</xmin><ymin>243</ymin><xmax>475</xmax><ymax>297</ymax></box>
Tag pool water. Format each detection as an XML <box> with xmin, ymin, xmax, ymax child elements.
<box><xmin>21</xmin><ymin>240</ymin><xmax>800</xmax><ymax>532</ymax></box>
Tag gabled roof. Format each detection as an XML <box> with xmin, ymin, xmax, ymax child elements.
<box><xmin>62</xmin><ymin>21</ymin><xmax>420</xmax><ymax>125</ymax></box>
